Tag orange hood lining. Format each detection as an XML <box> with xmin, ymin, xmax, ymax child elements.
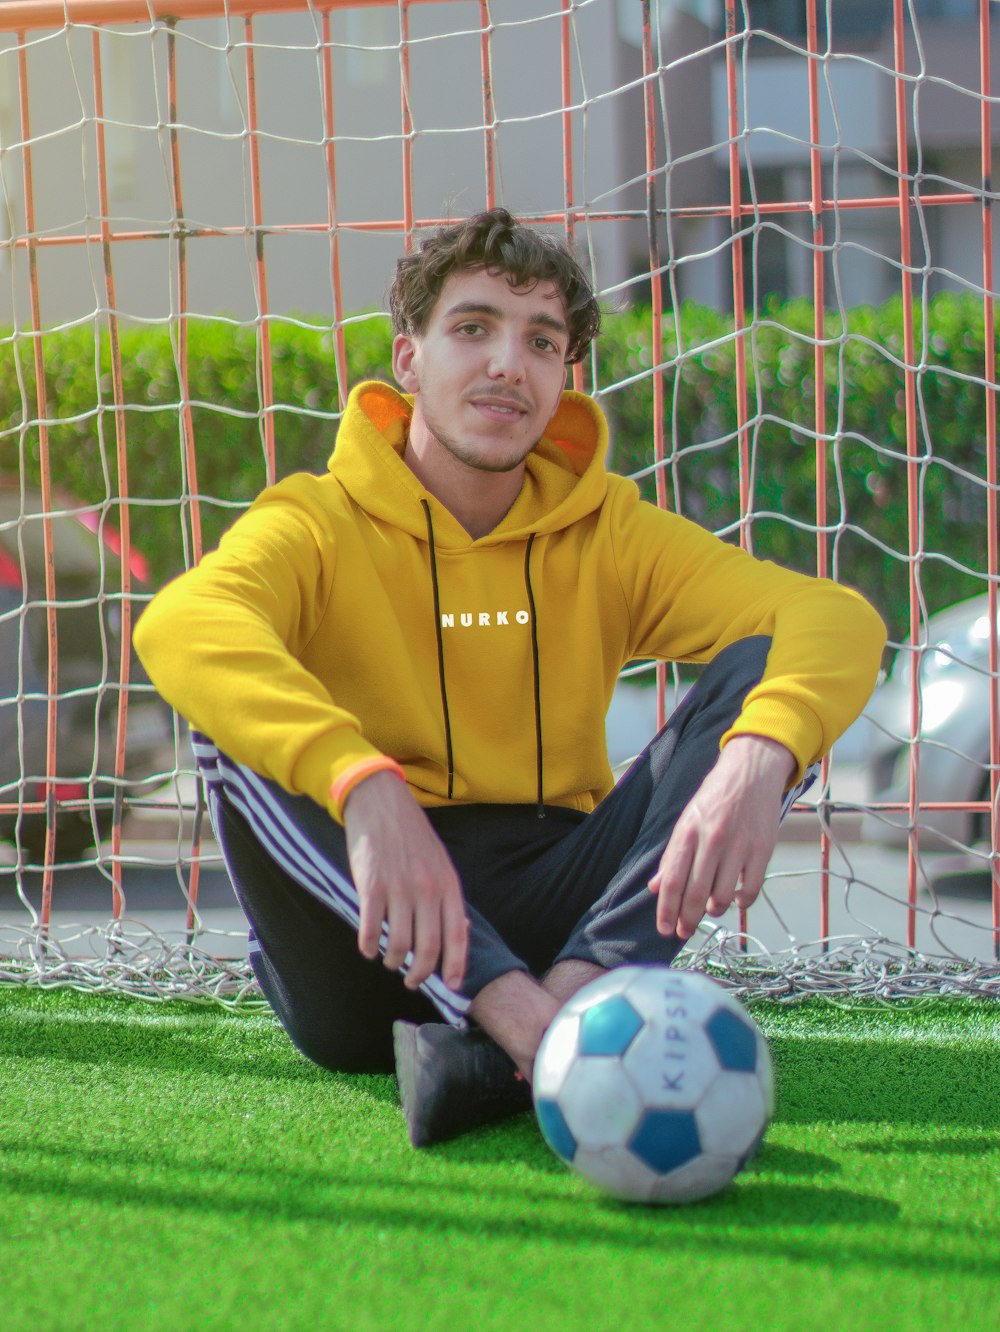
<box><xmin>355</xmin><ymin>382</ymin><xmax>600</xmax><ymax>477</ymax></box>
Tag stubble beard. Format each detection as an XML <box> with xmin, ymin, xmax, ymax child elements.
<box><xmin>423</xmin><ymin>407</ymin><xmax>540</xmax><ymax>475</ymax></box>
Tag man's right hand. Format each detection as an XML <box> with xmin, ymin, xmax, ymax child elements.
<box><xmin>343</xmin><ymin>771</ymin><xmax>469</xmax><ymax>994</ymax></box>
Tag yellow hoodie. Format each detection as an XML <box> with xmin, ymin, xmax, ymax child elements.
<box><xmin>134</xmin><ymin>380</ymin><xmax>886</xmax><ymax>822</ymax></box>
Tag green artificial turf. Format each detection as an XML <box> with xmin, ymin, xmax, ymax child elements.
<box><xmin>0</xmin><ymin>988</ymin><xmax>997</xmax><ymax>1331</ymax></box>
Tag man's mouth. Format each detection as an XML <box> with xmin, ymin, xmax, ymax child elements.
<box><xmin>469</xmin><ymin>393</ymin><xmax>530</xmax><ymax>420</ymax></box>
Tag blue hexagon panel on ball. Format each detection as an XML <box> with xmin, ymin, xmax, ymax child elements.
<box><xmin>578</xmin><ymin>995</ymin><xmax>644</xmax><ymax>1057</ymax></box>
<box><xmin>628</xmin><ymin>1108</ymin><xmax>702</xmax><ymax>1175</ymax></box>
<box><xmin>532</xmin><ymin>966</ymin><xmax>774</xmax><ymax>1204</ymax></box>
<box><xmin>705</xmin><ymin>1006</ymin><xmax>759</xmax><ymax>1072</ymax></box>
<box><xmin>535</xmin><ymin>1098</ymin><xmax>577</xmax><ymax>1163</ymax></box>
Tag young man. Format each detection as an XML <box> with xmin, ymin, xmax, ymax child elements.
<box><xmin>134</xmin><ymin>208</ymin><xmax>885</xmax><ymax>1146</ymax></box>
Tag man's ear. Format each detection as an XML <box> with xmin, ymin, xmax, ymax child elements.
<box><xmin>392</xmin><ymin>333</ymin><xmax>420</xmax><ymax>394</ymax></box>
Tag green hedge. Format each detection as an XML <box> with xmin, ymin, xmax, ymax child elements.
<box><xmin>1</xmin><ymin>293</ymin><xmax>994</xmax><ymax>641</ymax></box>
<box><xmin>0</xmin><ymin>316</ymin><xmax>391</xmax><ymax>591</ymax></box>
<box><xmin>600</xmin><ymin>293</ymin><xmax>994</xmax><ymax>641</ymax></box>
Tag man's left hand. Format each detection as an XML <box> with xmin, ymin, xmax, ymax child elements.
<box><xmin>648</xmin><ymin>735</ymin><xmax>797</xmax><ymax>940</ymax></box>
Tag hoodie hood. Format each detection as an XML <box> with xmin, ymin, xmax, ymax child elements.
<box><xmin>135</xmin><ymin>369</ymin><xmax>886</xmax><ymax>832</ymax></box>
<box><xmin>327</xmin><ymin>379</ymin><xmax>610</xmax><ymax>544</ymax></box>
<box><xmin>324</xmin><ymin>379</ymin><xmax>612</xmax><ymax>815</ymax></box>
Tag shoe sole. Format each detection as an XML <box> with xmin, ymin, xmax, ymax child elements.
<box><xmin>392</xmin><ymin>1020</ymin><xmax>429</xmax><ymax>1148</ymax></box>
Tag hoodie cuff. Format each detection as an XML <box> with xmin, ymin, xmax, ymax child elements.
<box><xmin>720</xmin><ymin>693</ymin><xmax>825</xmax><ymax>787</ymax></box>
<box><xmin>329</xmin><ymin>756</ymin><xmax>407</xmax><ymax>821</ymax></box>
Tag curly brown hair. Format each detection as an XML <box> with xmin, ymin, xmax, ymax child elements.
<box><xmin>388</xmin><ymin>208</ymin><xmax>601</xmax><ymax>364</ymax></box>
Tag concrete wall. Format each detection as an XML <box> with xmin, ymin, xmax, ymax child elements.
<box><xmin>0</xmin><ymin>2</ymin><xmax>633</xmax><ymax>329</ymax></box>
<box><xmin>629</xmin><ymin>3</ymin><xmax>1000</xmax><ymax>309</ymax></box>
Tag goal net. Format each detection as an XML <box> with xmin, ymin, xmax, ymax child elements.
<box><xmin>0</xmin><ymin>0</ymin><xmax>996</xmax><ymax>1001</ymax></box>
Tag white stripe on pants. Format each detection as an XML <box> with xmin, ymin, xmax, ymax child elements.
<box><xmin>194</xmin><ymin>735</ymin><xmax>471</xmax><ymax>1027</ymax></box>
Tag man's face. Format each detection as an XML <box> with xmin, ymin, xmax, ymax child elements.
<box><xmin>392</xmin><ymin>267</ymin><xmax>570</xmax><ymax>476</ymax></box>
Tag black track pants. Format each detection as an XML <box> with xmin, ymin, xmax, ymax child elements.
<box><xmin>198</xmin><ymin>637</ymin><xmax>812</xmax><ymax>1072</ymax></box>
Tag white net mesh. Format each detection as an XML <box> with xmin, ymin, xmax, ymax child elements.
<box><xmin>0</xmin><ymin>0</ymin><xmax>996</xmax><ymax>1000</ymax></box>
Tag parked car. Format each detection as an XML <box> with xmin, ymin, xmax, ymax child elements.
<box><xmin>0</xmin><ymin>481</ymin><xmax>172</xmax><ymax>861</ymax></box>
<box><xmin>864</xmin><ymin>593</ymin><xmax>995</xmax><ymax>851</ymax></box>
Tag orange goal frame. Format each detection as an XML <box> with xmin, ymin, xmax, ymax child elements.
<box><xmin>1</xmin><ymin>0</ymin><xmax>996</xmax><ymax>963</ymax></box>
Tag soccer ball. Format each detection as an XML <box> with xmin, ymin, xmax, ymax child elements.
<box><xmin>532</xmin><ymin>966</ymin><xmax>773</xmax><ymax>1204</ymax></box>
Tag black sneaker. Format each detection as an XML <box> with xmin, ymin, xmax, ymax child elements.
<box><xmin>393</xmin><ymin>1020</ymin><xmax>532</xmax><ymax>1148</ymax></box>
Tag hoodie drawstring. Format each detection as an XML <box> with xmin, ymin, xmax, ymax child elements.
<box><xmin>421</xmin><ymin>500</ymin><xmax>544</xmax><ymax>817</ymax></box>
<box><xmin>421</xmin><ymin>500</ymin><xmax>455</xmax><ymax>800</ymax></box>
<box><xmin>523</xmin><ymin>533</ymin><xmax>545</xmax><ymax>819</ymax></box>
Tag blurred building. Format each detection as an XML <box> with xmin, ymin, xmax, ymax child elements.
<box><xmin>616</xmin><ymin>0</ymin><xmax>1000</xmax><ymax>308</ymax></box>
<box><xmin>0</xmin><ymin>1</ymin><xmax>635</xmax><ymax>326</ymax></box>
<box><xmin>0</xmin><ymin>0</ymin><xmax>997</xmax><ymax>325</ymax></box>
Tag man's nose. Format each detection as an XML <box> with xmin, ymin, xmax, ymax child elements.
<box><xmin>487</xmin><ymin>335</ymin><xmax>526</xmax><ymax>382</ymax></box>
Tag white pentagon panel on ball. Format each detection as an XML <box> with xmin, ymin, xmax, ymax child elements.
<box><xmin>558</xmin><ymin>966</ymin><xmax>646</xmax><ymax>1018</ymax></box>
<box><xmin>532</xmin><ymin>965</ymin><xmax>777</xmax><ymax>1207</ymax></box>
<box><xmin>759</xmin><ymin>1046</ymin><xmax>775</xmax><ymax>1116</ymax></box>
<box><xmin>620</xmin><ymin>966</ymin><xmax>731</xmax><ymax>1027</ymax></box>
<box><xmin>694</xmin><ymin>1072</ymin><xmax>771</xmax><ymax>1160</ymax></box>
<box><xmin>750</xmin><ymin>1029</ymin><xmax>774</xmax><ymax>1106</ymax></box>
<box><xmin>703</xmin><ymin>1001</ymin><xmax>773</xmax><ymax>1103</ymax></box>
<box><xmin>621</xmin><ymin>1014</ymin><xmax>721</xmax><ymax>1108</ymax></box>
<box><xmin>707</xmin><ymin>982</ymin><xmax>752</xmax><ymax>1016</ymax></box>
<box><xmin>571</xmin><ymin>1144</ymin><xmax>660</xmax><ymax>1203</ymax></box>
<box><xmin>557</xmin><ymin>1055</ymin><xmax>644</xmax><ymax>1151</ymax></box>
<box><xmin>532</xmin><ymin>1011</ymin><xmax>581</xmax><ymax>1100</ymax></box>
<box><xmin>648</xmin><ymin>1152</ymin><xmax>743</xmax><ymax>1205</ymax></box>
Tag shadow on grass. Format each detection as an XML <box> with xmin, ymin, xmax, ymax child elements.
<box><xmin>0</xmin><ymin>1007</ymin><xmax>400</xmax><ymax>1106</ymax></box>
<box><xmin>5</xmin><ymin>994</ymin><xmax>996</xmax><ymax>1150</ymax></box>
<box><xmin>443</xmin><ymin>1123</ymin><xmax>841</xmax><ymax>1185</ymax></box>
<box><xmin>0</xmin><ymin>1132</ymin><xmax>929</xmax><ymax>1272</ymax></box>
<box><xmin>748</xmin><ymin>1142</ymin><xmax>841</xmax><ymax>1178</ymax></box>
<box><xmin>854</xmin><ymin>1132</ymin><xmax>1000</xmax><ymax>1156</ymax></box>
<box><xmin>770</xmin><ymin>1036</ymin><xmax>1000</xmax><ymax>1129</ymax></box>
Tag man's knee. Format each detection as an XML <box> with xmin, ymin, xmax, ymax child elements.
<box><xmin>285</xmin><ymin>1006</ymin><xmax>396</xmax><ymax>1075</ymax></box>
<box><xmin>705</xmin><ymin>635</ymin><xmax>772</xmax><ymax>692</ymax></box>
<box><xmin>250</xmin><ymin>950</ymin><xmax>396</xmax><ymax>1073</ymax></box>
<box><xmin>258</xmin><ymin>947</ymin><xmax>442</xmax><ymax>1076</ymax></box>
